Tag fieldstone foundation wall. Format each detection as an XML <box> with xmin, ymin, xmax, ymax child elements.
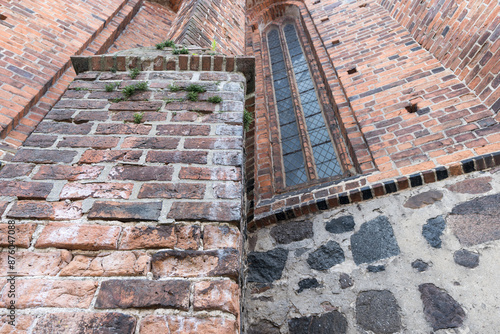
<box><xmin>244</xmin><ymin>167</ymin><xmax>500</xmax><ymax>333</ymax></box>
<box><xmin>0</xmin><ymin>52</ymin><xmax>252</xmax><ymax>333</ymax></box>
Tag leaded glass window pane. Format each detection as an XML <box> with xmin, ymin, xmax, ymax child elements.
<box><xmin>268</xmin><ymin>29</ymin><xmax>307</xmax><ymax>187</ymax></box>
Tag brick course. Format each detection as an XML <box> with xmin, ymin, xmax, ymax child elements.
<box><xmin>0</xmin><ymin>55</ymin><xmax>247</xmax><ymax>333</ymax></box>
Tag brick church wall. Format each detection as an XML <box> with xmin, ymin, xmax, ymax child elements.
<box><xmin>0</xmin><ymin>0</ymin><xmax>143</xmax><ymax>140</ymax></box>
<box><xmin>0</xmin><ymin>52</ymin><xmax>253</xmax><ymax>333</ymax></box>
<box><xmin>378</xmin><ymin>0</ymin><xmax>500</xmax><ymax>112</ymax></box>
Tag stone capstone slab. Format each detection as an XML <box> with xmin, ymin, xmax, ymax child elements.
<box><xmin>419</xmin><ymin>283</ymin><xmax>466</xmax><ymax>330</ymax></box>
<box><xmin>307</xmin><ymin>240</ymin><xmax>345</xmax><ymax>270</ymax></box>
<box><xmin>356</xmin><ymin>290</ymin><xmax>402</xmax><ymax>334</ymax></box>
<box><xmin>453</xmin><ymin>249</ymin><xmax>479</xmax><ymax>268</ymax></box>
<box><xmin>350</xmin><ymin>216</ymin><xmax>400</xmax><ymax>265</ymax></box>
<box><xmin>448</xmin><ymin>194</ymin><xmax>500</xmax><ymax>246</ymax></box>
<box><xmin>247</xmin><ymin>248</ymin><xmax>288</xmax><ymax>283</ymax></box>
<box><xmin>33</xmin><ymin>312</ymin><xmax>136</xmax><ymax>334</ymax></box>
<box><xmin>422</xmin><ymin>216</ymin><xmax>446</xmax><ymax>248</ymax></box>
<box><xmin>325</xmin><ymin>215</ymin><xmax>355</xmax><ymax>234</ymax></box>
<box><xmin>270</xmin><ymin>221</ymin><xmax>313</xmax><ymax>244</ymax></box>
<box><xmin>288</xmin><ymin>311</ymin><xmax>348</xmax><ymax>334</ymax></box>
<box><xmin>403</xmin><ymin>190</ymin><xmax>443</xmax><ymax>209</ymax></box>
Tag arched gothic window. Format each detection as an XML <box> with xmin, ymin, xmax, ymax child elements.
<box><xmin>266</xmin><ymin>20</ymin><xmax>355</xmax><ymax>188</ymax></box>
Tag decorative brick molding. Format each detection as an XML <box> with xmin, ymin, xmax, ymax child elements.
<box><xmin>249</xmin><ymin>150</ymin><xmax>500</xmax><ymax>229</ymax></box>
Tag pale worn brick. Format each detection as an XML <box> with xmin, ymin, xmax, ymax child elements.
<box><xmin>0</xmin><ymin>315</ymin><xmax>35</xmax><ymax>333</ymax></box>
<box><xmin>95</xmin><ymin>280</ymin><xmax>190</xmax><ymax>309</ymax></box>
<box><xmin>213</xmin><ymin>151</ymin><xmax>243</xmax><ymax>166</ymax></box>
<box><xmin>36</xmin><ymin>223</ymin><xmax>121</xmax><ymax>250</ymax></box>
<box><xmin>0</xmin><ymin>279</ymin><xmax>97</xmax><ymax>308</ymax></box>
<box><xmin>7</xmin><ymin>201</ymin><xmax>83</xmax><ymax>220</ymax></box>
<box><xmin>193</xmin><ymin>280</ymin><xmax>239</xmax><ymax>315</ymax></box>
<box><xmin>140</xmin><ymin>315</ymin><xmax>237</xmax><ymax>334</ymax></box>
<box><xmin>79</xmin><ymin>150</ymin><xmax>143</xmax><ymax>163</ymax></box>
<box><xmin>0</xmin><ymin>251</ymin><xmax>72</xmax><ymax>276</ymax></box>
<box><xmin>33</xmin><ymin>165</ymin><xmax>104</xmax><ymax>180</ymax></box>
<box><xmin>60</xmin><ymin>182</ymin><xmax>134</xmax><ymax>200</ymax></box>
<box><xmin>109</xmin><ymin>165</ymin><xmax>174</xmax><ymax>181</ymax></box>
<box><xmin>151</xmin><ymin>249</ymin><xmax>239</xmax><ymax>278</ymax></box>
<box><xmin>179</xmin><ymin>166</ymin><xmax>242</xmax><ymax>181</ymax></box>
<box><xmin>156</xmin><ymin>124</ymin><xmax>211</xmax><ymax>136</ymax></box>
<box><xmin>203</xmin><ymin>224</ymin><xmax>241</xmax><ymax>250</ymax></box>
<box><xmin>168</xmin><ymin>202</ymin><xmax>241</xmax><ymax>222</ymax></box>
<box><xmin>184</xmin><ymin>137</ymin><xmax>243</xmax><ymax>149</ymax></box>
<box><xmin>59</xmin><ymin>251</ymin><xmax>150</xmax><ymax>277</ymax></box>
<box><xmin>0</xmin><ymin>223</ymin><xmax>37</xmax><ymax>248</ymax></box>
<box><xmin>213</xmin><ymin>182</ymin><xmax>242</xmax><ymax>199</ymax></box>
<box><xmin>138</xmin><ymin>183</ymin><xmax>205</xmax><ymax>199</ymax></box>
<box><xmin>33</xmin><ymin>313</ymin><xmax>136</xmax><ymax>334</ymax></box>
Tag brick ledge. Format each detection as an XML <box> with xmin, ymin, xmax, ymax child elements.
<box><xmin>248</xmin><ymin>150</ymin><xmax>500</xmax><ymax>231</ymax></box>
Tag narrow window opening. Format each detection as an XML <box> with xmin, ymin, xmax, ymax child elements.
<box><xmin>0</xmin><ymin>14</ymin><xmax>7</xmax><ymax>20</ymax></box>
<box><xmin>331</xmin><ymin>40</ymin><xmax>340</xmax><ymax>46</ymax></box>
<box><xmin>313</xmin><ymin>0</ymin><xmax>321</xmax><ymax>4</ymax></box>
<box><xmin>347</xmin><ymin>67</ymin><xmax>357</xmax><ymax>75</ymax></box>
<box><xmin>320</xmin><ymin>17</ymin><xmax>329</xmax><ymax>22</ymax></box>
<box><xmin>266</xmin><ymin>21</ymin><xmax>352</xmax><ymax>188</ymax></box>
<box><xmin>359</xmin><ymin>3</ymin><xmax>367</xmax><ymax>7</ymax></box>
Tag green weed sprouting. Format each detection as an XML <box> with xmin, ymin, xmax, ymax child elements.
<box><xmin>156</xmin><ymin>40</ymin><xmax>176</xmax><ymax>49</ymax></box>
<box><xmin>208</xmin><ymin>96</ymin><xmax>222</xmax><ymax>103</ymax></box>
<box><xmin>187</xmin><ymin>91</ymin><xmax>199</xmax><ymax>102</ymax></box>
<box><xmin>133</xmin><ymin>112</ymin><xmax>144</xmax><ymax>124</ymax></box>
<box><xmin>243</xmin><ymin>109</ymin><xmax>254</xmax><ymax>132</ymax></box>
<box><xmin>211</xmin><ymin>39</ymin><xmax>217</xmax><ymax>52</ymax></box>
<box><xmin>129</xmin><ymin>68</ymin><xmax>140</xmax><ymax>79</ymax></box>
<box><xmin>105</xmin><ymin>83</ymin><xmax>119</xmax><ymax>92</ymax></box>
<box><xmin>122</xmin><ymin>82</ymin><xmax>149</xmax><ymax>98</ymax></box>
<box><xmin>169</xmin><ymin>83</ymin><xmax>181</xmax><ymax>92</ymax></box>
<box><xmin>186</xmin><ymin>84</ymin><xmax>206</xmax><ymax>93</ymax></box>
<box><xmin>172</xmin><ymin>46</ymin><xmax>189</xmax><ymax>55</ymax></box>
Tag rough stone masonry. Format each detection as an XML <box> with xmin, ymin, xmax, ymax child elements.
<box><xmin>0</xmin><ymin>50</ymin><xmax>253</xmax><ymax>333</ymax></box>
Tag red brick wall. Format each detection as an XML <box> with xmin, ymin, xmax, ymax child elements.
<box><xmin>109</xmin><ymin>1</ymin><xmax>175</xmax><ymax>53</ymax></box>
<box><xmin>0</xmin><ymin>0</ymin><xmax>140</xmax><ymax>138</ymax></box>
<box><xmin>168</xmin><ymin>0</ymin><xmax>246</xmax><ymax>55</ymax></box>
<box><xmin>0</xmin><ymin>53</ymin><xmax>249</xmax><ymax>333</ymax></box>
<box><xmin>378</xmin><ymin>0</ymin><xmax>500</xmax><ymax>112</ymax></box>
